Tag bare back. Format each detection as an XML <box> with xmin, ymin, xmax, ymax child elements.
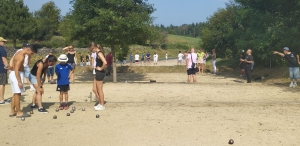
<box><xmin>10</xmin><ymin>50</ymin><xmax>25</xmax><ymax>72</ymax></box>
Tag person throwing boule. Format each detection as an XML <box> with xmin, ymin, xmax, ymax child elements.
<box><xmin>273</xmin><ymin>47</ymin><xmax>299</xmax><ymax>88</ymax></box>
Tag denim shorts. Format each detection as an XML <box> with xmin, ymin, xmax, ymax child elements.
<box><xmin>289</xmin><ymin>67</ymin><xmax>300</xmax><ymax>80</ymax></box>
<box><xmin>29</xmin><ymin>73</ymin><xmax>42</xmax><ymax>85</ymax></box>
<box><xmin>47</xmin><ymin>67</ymin><xmax>54</xmax><ymax>76</ymax></box>
<box><xmin>24</xmin><ymin>66</ymin><xmax>30</xmax><ymax>78</ymax></box>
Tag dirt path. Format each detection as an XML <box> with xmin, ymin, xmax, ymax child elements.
<box><xmin>0</xmin><ymin>73</ymin><xmax>299</xmax><ymax>146</ymax></box>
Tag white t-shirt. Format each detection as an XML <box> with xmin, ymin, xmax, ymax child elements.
<box><xmin>178</xmin><ymin>53</ymin><xmax>184</xmax><ymax>60</ymax></box>
<box><xmin>91</xmin><ymin>52</ymin><xmax>97</xmax><ymax>67</ymax></box>
<box><xmin>187</xmin><ymin>53</ymin><xmax>197</xmax><ymax>69</ymax></box>
<box><xmin>154</xmin><ymin>54</ymin><xmax>158</xmax><ymax>60</ymax></box>
<box><xmin>16</xmin><ymin>49</ymin><xmax>29</xmax><ymax>67</ymax></box>
<box><xmin>135</xmin><ymin>54</ymin><xmax>139</xmax><ymax>60</ymax></box>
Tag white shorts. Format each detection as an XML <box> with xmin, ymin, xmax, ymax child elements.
<box><xmin>154</xmin><ymin>59</ymin><xmax>158</xmax><ymax>63</ymax></box>
<box><xmin>9</xmin><ymin>71</ymin><xmax>25</xmax><ymax>93</ymax></box>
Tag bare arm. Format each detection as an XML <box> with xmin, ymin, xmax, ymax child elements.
<box><xmin>273</xmin><ymin>51</ymin><xmax>284</xmax><ymax>57</ymax></box>
<box><xmin>91</xmin><ymin>57</ymin><xmax>95</xmax><ymax>67</ymax></box>
<box><xmin>2</xmin><ymin>57</ymin><xmax>8</xmax><ymax>68</ymax></box>
<box><xmin>297</xmin><ymin>54</ymin><xmax>300</xmax><ymax>65</ymax></box>
<box><xmin>28</xmin><ymin>56</ymin><xmax>31</xmax><ymax>66</ymax></box>
<box><xmin>36</xmin><ymin>63</ymin><xmax>44</xmax><ymax>87</ymax></box>
<box><xmin>62</xmin><ymin>47</ymin><xmax>69</xmax><ymax>53</ymax></box>
<box><xmin>186</xmin><ymin>56</ymin><xmax>189</xmax><ymax>69</ymax></box>
<box><xmin>74</xmin><ymin>52</ymin><xmax>77</xmax><ymax>65</ymax></box>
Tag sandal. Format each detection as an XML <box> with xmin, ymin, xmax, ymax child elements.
<box><xmin>16</xmin><ymin>113</ymin><xmax>31</xmax><ymax>118</ymax></box>
<box><xmin>9</xmin><ymin>113</ymin><xmax>16</xmax><ymax>117</ymax></box>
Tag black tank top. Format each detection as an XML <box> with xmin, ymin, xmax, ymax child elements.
<box><xmin>96</xmin><ymin>51</ymin><xmax>105</xmax><ymax>72</ymax></box>
<box><xmin>67</xmin><ymin>53</ymin><xmax>75</xmax><ymax>63</ymax></box>
<box><xmin>30</xmin><ymin>59</ymin><xmax>47</xmax><ymax>77</ymax></box>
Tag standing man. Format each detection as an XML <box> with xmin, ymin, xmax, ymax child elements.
<box><xmin>85</xmin><ymin>53</ymin><xmax>90</xmax><ymax>66</ymax></box>
<box><xmin>129</xmin><ymin>53</ymin><xmax>133</xmax><ymax>65</ymax></box>
<box><xmin>165</xmin><ymin>52</ymin><xmax>168</xmax><ymax>62</ymax></box>
<box><xmin>134</xmin><ymin>53</ymin><xmax>140</xmax><ymax>66</ymax></box>
<box><xmin>241</xmin><ymin>49</ymin><xmax>253</xmax><ymax>83</ymax></box>
<box><xmin>20</xmin><ymin>43</ymin><xmax>35</xmax><ymax>91</ymax></box>
<box><xmin>45</xmin><ymin>50</ymin><xmax>55</xmax><ymax>83</ymax></box>
<box><xmin>0</xmin><ymin>37</ymin><xmax>10</xmax><ymax>104</ymax></box>
<box><xmin>177</xmin><ymin>51</ymin><xmax>184</xmax><ymax>65</ymax></box>
<box><xmin>186</xmin><ymin>48</ymin><xmax>197</xmax><ymax>83</ymax></box>
<box><xmin>146</xmin><ymin>52</ymin><xmax>151</xmax><ymax>66</ymax></box>
<box><xmin>273</xmin><ymin>47</ymin><xmax>299</xmax><ymax>87</ymax></box>
<box><xmin>141</xmin><ymin>52</ymin><xmax>145</xmax><ymax>65</ymax></box>
<box><xmin>153</xmin><ymin>52</ymin><xmax>158</xmax><ymax>66</ymax></box>
<box><xmin>9</xmin><ymin>44</ymin><xmax>36</xmax><ymax>117</ymax></box>
<box><xmin>105</xmin><ymin>52</ymin><xmax>113</xmax><ymax>76</ymax></box>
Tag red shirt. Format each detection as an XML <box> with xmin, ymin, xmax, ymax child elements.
<box><xmin>106</xmin><ymin>53</ymin><xmax>113</xmax><ymax>66</ymax></box>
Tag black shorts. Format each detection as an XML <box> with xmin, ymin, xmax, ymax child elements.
<box><xmin>95</xmin><ymin>70</ymin><xmax>105</xmax><ymax>81</ymax></box>
<box><xmin>68</xmin><ymin>63</ymin><xmax>76</xmax><ymax>70</ymax></box>
<box><xmin>187</xmin><ymin>68</ymin><xmax>196</xmax><ymax>75</ymax></box>
<box><xmin>240</xmin><ymin>63</ymin><xmax>246</xmax><ymax>69</ymax></box>
<box><xmin>57</xmin><ymin>84</ymin><xmax>70</xmax><ymax>92</ymax></box>
<box><xmin>0</xmin><ymin>73</ymin><xmax>7</xmax><ymax>85</ymax></box>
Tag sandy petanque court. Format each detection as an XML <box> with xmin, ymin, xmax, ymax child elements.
<box><xmin>0</xmin><ymin>69</ymin><xmax>300</xmax><ymax>146</ymax></box>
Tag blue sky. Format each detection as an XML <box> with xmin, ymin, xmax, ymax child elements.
<box><xmin>23</xmin><ymin>0</ymin><xmax>228</xmax><ymax>26</ymax></box>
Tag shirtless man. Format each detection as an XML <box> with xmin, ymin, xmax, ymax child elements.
<box><xmin>9</xmin><ymin>44</ymin><xmax>37</xmax><ymax>118</ymax></box>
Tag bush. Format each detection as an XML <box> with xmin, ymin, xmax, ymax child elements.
<box><xmin>50</xmin><ymin>36</ymin><xmax>66</xmax><ymax>48</ymax></box>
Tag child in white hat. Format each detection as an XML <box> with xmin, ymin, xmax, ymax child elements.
<box><xmin>55</xmin><ymin>54</ymin><xmax>73</xmax><ymax>110</ymax></box>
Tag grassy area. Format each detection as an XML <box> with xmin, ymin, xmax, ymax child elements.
<box><xmin>167</xmin><ymin>34</ymin><xmax>199</xmax><ymax>48</ymax></box>
<box><xmin>129</xmin><ymin>35</ymin><xmax>200</xmax><ymax>59</ymax></box>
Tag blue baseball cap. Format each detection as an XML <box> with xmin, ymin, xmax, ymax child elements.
<box><xmin>22</xmin><ymin>43</ymin><xmax>29</xmax><ymax>47</ymax></box>
<box><xmin>283</xmin><ymin>47</ymin><xmax>290</xmax><ymax>51</ymax></box>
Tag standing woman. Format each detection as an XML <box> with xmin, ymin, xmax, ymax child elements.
<box><xmin>63</xmin><ymin>46</ymin><xmax>77</xmax><ymax>84</ymax></box>
<box><xmin>239</xmin><ymin>53</ymin><xmax>246</xmax><ymax>77</ymax></box>
<box><xmin>212</xmin><ymin>49</ymin><xmax>217</xmax><ymax>75</ymax></box>
<box><xmin>88</xmin><ymin>42</ymin><xmax>107</xmax><ymax>111</ymax></box>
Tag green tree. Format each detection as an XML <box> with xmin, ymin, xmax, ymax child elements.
<box><xmin>69</xmin><ymin>0</ymin><xmax>155</xmax><ymax>82</ymax></box>
<box><xmin>0</xmin><ymin>0</ymin><xmax>35</xmax><ymax>48</ymax></box>
<box><xmin>33</xmin><ymin>1</ymin><xmax>61</xmax><ymax>41</ymax></box>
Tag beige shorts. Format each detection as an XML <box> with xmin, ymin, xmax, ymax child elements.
<box><xmin>198</xmin><ymin>58</ymin><xmax>204</xmax><ymax>64</ymax></box>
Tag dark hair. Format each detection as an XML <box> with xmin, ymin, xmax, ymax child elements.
<box><xmin>46</xmin><ymin>55</ymin><xmax>57</xmax><ymax>62</ymax></box>
<box><xmin>179</xmin><ymin>51</ymin><xmax>181</xmax><ymax>53</ymax></box>
<box><xmin>28</xmin><ymin>44</ymin><xmax>38</xmax><ymax>53</ymax></box>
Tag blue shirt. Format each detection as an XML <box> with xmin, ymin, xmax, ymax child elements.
<box><xmin>55</xmin><ymin>63</ymin><xmax>73</xmax><ymax>85</ymax></box>
<box><xmin>0</xmin><ymin>46</ymin><xmax>7</xmax><ymax>73</ymax></box>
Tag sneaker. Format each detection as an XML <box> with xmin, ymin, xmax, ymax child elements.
<box><xmin>59</xmin><ymin>104</ymin><xmax>64</xmax><ymax>110</ymax></box>
<box><xmin>94</xmin><ymin>105</ymin><xmax>105</xmax><ymax>111</ymax></box>
<box><xmin>29</xmin><ymin>87</ymin><xmax>35</xmax><ymax>91</ymax></box>
<box><xmin>94</xmin><ymin>104</ymin><xmax>99</xmax><ymax>108</ymax></box>
<box><xmin>64</xmin><ymin>105</ymin><xmax>69</xmax><ymax>110</ymax></box>
<box><xmin>38</xmin><ymin>108</ymin><xmax>48</xmax><ymax>113</ymax></box>
<box><xmin>30</xmin><ymin>104</ymin><xmax>38</xmax><ymax>109</ymax></box>
<box><xmin>289</xmin><ymin>83</ymin><xmax>293</xmax><ymax>88</ymax></box>
<box><xmin>293</xmin><ymin>83</ymin><xmax>297</xmax><ymax>88</ymax></box>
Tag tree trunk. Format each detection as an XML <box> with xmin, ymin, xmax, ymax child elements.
<box><xmin>13</xmin><ymin>39</ymin><xmax>17</xmax><ymax>48</ymax></box>
<box><xmin>111</xmin><ymin>42</ymin><xmax>117</xmax><ymax>83</ymax></box>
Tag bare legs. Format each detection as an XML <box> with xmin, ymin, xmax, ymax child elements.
<box><xmin>95</xmin><ymin>79</ymin><xmax>104</xmax><ymax>106</ymax></box>
<box><xmin>32</xmin><ymin>84</ymin><xmax>43</xmax><ymax>108</ymax></box>
<box><xmin>0</xmin><ymin>85</ymin><xmax>5</xmax><ymax>102</ymax></box>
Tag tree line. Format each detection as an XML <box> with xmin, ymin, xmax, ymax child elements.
<box><xmin>200</xmin><ymin>0</ymin><xmax>300</xmax><ymax>66</ymax></box>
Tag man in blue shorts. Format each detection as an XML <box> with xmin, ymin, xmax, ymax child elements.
<box><xmin>273</xmin><ymin>47</ymin><xmax>299</xmax><ymax>88</ymax></box>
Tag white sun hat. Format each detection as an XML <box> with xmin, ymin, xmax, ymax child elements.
<box><xmin>58</xmin><ymin>54</ymin><xmax>69</xmax><ymax>62</ymax></box>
